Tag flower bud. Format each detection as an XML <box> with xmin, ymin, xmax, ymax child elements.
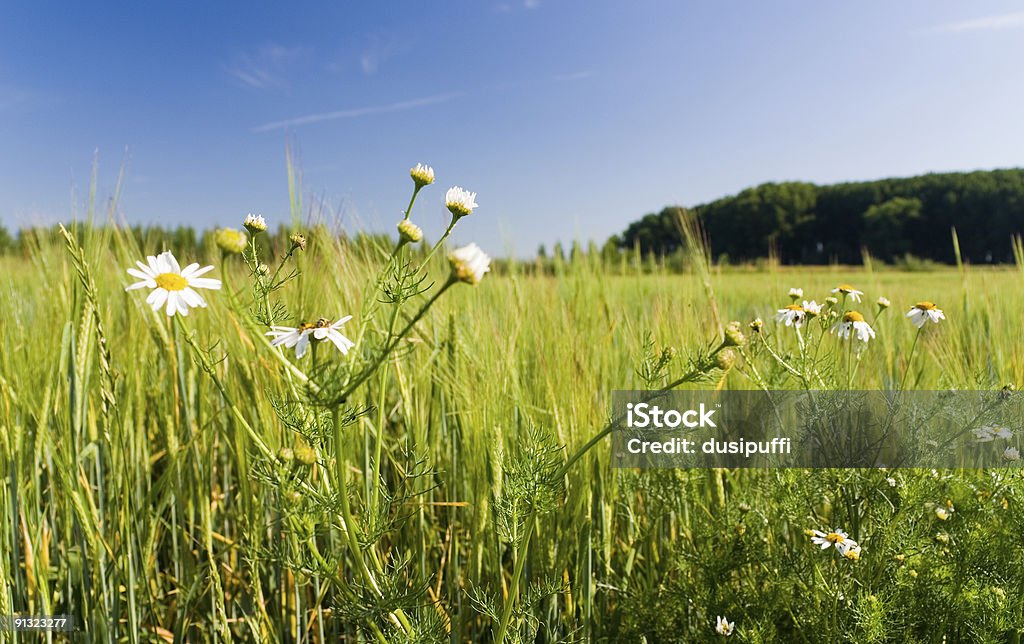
<box><xmin>877</xmin><ymin>296</ymin><xmax>890</xmax><ymax>310</ymax></box>
<box><xmin>397</xmin><ymin>219</ymin><xmax>423</xmax><ymax>243</ymax></box>
<box><xmin>294</xmin><ymin>442</ymin><xmax>317</xmax><ymax>466</ymax></box>
<box><xmin>289</xmin><ymin>233</ymin><xmax>307</xmax><ymax>252</ymax></box>
<box><xmin>410</xmin><ymin>163</ymin><xmax>435</xmax><ymax>188</ymax></box>
<box><xmin>244</xmin><ymin>213</ymin><xmax>267</xmax><ymax>234</ymax></box>
<box><xmin>714</xmin><ymin>350</ymin><xmax>736</xmax><ymax>371</ymax></box>
<box><xmin>448</xmin><ymin>243</ymin><xmax>491</xmax><ymax>285</ymax></box>
<box><xmin>278</xmin><ymin>447</ymin><xmax>295</xmax><ymax>463</ymax></box>
<box><xmin>445</xmin><ymin>186</ymin><xmax>478</xmax><ymax>218</ymax></box>
<box><xmin>788</xmin><ymin>287</ymin><xmax>803</xmax><ymax>301</ymax></box>
<box><xmin>748</xmin><ymin>318</ymin><xmax>763</xmax><ymax>333</ymax></box>
<box><xmin>825</xmin><ymin>296</ymin><xmax>839</xmax><ymax>306</ymax></box>
<box><xmin>257</xmin><ymin>264</ymin><xmax>270</xmax><ymax>276</ymax></box>
<box><xmin>722</xmin><ymin>321</ymin><xmax>746</xmax><ymax>347</ymax></box>
<box><xmin>215</xmin><ymin>228</ymin><xmax>248</xmax><ymax>254</ymax></box>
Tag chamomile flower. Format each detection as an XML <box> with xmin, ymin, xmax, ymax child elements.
<box><xmin>788</xmin><ymin>287</ymin><xmax>803</xmax><ymax>301</ymax></box>
<box><xmin>1004</xmin><ymin>447</ymin><xmax>1021</xmax><ymax>462</ymax></box>
<box><xmin>907</xmin><ymin>301</ymin><xmax>945</xmax><ymax>328</ymax></box>
<box><xmin>974</xmin><ymin>426</ymin><xmax>996</xmax><ymax>442</ymax></box>
<box><xmin>803</xmin><ymin>300</ymin><xmax>822</xmax><ymax>317</ymax></box>
<box><xmin>397</xmin><ymin>219</ymin><xmax>423</xmax><ymax>243</ymax></box>
<box><xmin>445</xmin><ymin>186</ymin><xmax>478</xmax><ymax>218</ymax></box>
<box><xmin>268</xmin><ymin>318</ymin><xmax>354</xmax><ymax>358</ymax></box>
<box><xmin>838</xmin><ymin>540</ymin><xmax>862</xmax><ymax>560</ymax></box>
<box><xmin>810</xmin><ymin>528</ymin><xmax>850</xmax><ymax>550</ymax></box>
<box><xmin>125</xmin><ymin>251</ymin><xmax>221</xmax><ymax>317</ymax></box>
<box><xmin>832</xmin><ymin>311</ymin><xmax>876</xmax><ymax>343</ymax></box>
<box><xmin>243</xmin><ymin>213</ymin><xmax>267</xmax><ymax>233</ymax></box>
<box><xmin>715</xmin><ymin>616</ymin><xmax>735</xmax><ymax>637</ymax></box>
<box><xmin>266</xmin><ymin>316</ymin><xmax>355</xmax><ymax>359</ymax></box>
<box><xmin>776</xmin><ymin>304</ymin><xmax>806</xmax><ymax>327</ymax></box>
<box><xmin>934</xmin><ymin>506</ymin><xmax>952</xmax><ymax>521</ymax></box>
<box><xmin>877</xmin><ymin>296</ymin><xmax>890</xmax><ymax>310</ymax></box>
<box><xmin>410</xmin><ymin>163</ymin><xmax>435</xmax><ymax>188</ymax></box>
<box><xmin>832</xmin><ymin>284</ymin><xmax>864</xmax><ymax>302</ymax></box>
<box><xmin>448</xmin><ymin>243</ymin><xmax>491</xmax><ymax>285</ymax></box>
<box><xmin>214</xmin><ymin>228</ymin><xmax>248</xmax><ymax>254</ymax></box>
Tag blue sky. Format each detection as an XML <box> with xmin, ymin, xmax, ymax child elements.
<box><xmin>2</xmin><ymin>1</ymin><xmax>1024</xmax><ymax>256</ymax></box>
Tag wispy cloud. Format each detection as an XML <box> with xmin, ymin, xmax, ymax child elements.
<box><xmin>253</xmin><ymin>92</ymin><xmax>463</xmax><ymax>132</ymax></box>
<box><xmin>224</xmin><ymin>44</ymin><xmax>308</xmax><ymax>89</ymax></box>
<box><xmin>926</xmin><ymin>11</ymin><xmax>1024</xmax><ymax>34</ymax></box>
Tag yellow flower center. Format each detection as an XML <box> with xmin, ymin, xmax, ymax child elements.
<box><xmin>826</xmin><ymin>532</ymin><xmax>845</xmax><ymax>544</ymax></box>
<box><xmin>784</xmin><ymin>304</ymin><xmax>804</xmax><ymax>311</ymax></box>
<box><xmin>843</xmin><ymin>311</ymin><xmax>865</xmax><ymax>323</ymax></box>
<box><xmin>844</xmin><ymin>549</ymin><xmax>861</xmax><ymax>560</ymax></box>
<box><xmin>155</xmin><ymin>273</ymin><xmax>188</xmax><ymax>291</ymax></box>
<box><xmin>837</xmin><ymin>284</ymin><xmax>857</xmax><ymax>293</ymax></box>
<box><xmin>914</xmin><ymin>301</ymin><xmax>937</xmax><ymax>310</ymax></box>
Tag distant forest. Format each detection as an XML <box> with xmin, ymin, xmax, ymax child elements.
<box><xmin>618</xmin><ymin>169</ymin><xmax>1024</xmax><ymax>264</ymax></box>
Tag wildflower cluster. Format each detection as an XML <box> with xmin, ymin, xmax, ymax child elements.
<box><xmin>735</xmin><ymin>283</ymin><xmax>949</xmax><ymax>391</ymax></box>
<box><xmin>121</xmin><ymin>162</ymin><xmax>494</xmax><ymax>639</ymax></box>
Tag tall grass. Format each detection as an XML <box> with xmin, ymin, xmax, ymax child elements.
<box><xmin>0</xmin><ymin>217</ymin><xmax>1023</xmax><ymax>641</ymax></box>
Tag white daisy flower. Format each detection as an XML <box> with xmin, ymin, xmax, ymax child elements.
<box><xmin>243</xmin><ymin>213</ymin><xmax>267</xmax><ymax>233</ymax></box>
<box><xmin>125</xmin><ymin>251</ymin><xmax>221</xmax><ymax>317</ymax></box>
<box><xmin>832</xmin><ymin>284</ymin><xmax>864</xmax><ymax>302</ymax></box>
<box><xmin>788</xmin><ymin>287</ymin><xmax>803</xmax><ymax>301</ymax></box>
<box><xmin>715</xmin><ymin>616</ymin><xmax>735</xmax><ymax>636</ymax></box>
<box><xmin>1004</xmin><ymin>447</ymin><xmax>1021</xmax><ymax>462</ymax></box>
<box><xmin>934</xmin><ymin>506</ymin><xmax>952</xmax><ymax>521</ymax></box>
<box><xmin>832</xmin><ymin>311</ymin><xmax>876</xmax><ymax>343</ymax></box>
<box><xmin>802</xmin><ymin>300</ymin><xmax>822</xmax><ymax>317</ymax></box>
<box><xmin>810</xmin><ymin>528</ymin><xmax>850</xmax><ymax>550</ymax></box>
<box><xmin>266</xmin><ymin>316</ymin><xmax>355</xmax><ymax>359</ymax></box>
<box><xmin>837</xmin><ymin>540</ymin><xmax>862</xmax><ymax>561</ymax></box>
<box><xmin>887</xmin><ymin>477</ymin><xmax>897</xmax><ymax>487</ymax></box>
<box><xmin>410</xmin><ymin>163</ymin><xmax>435</xmax><ymax>187</ymax></box>
<box><xmin>973</xmin><ymin>426</ymin><xmax>996</xmax><ymax>442</ymax></box>
<box><xmin>448</xmin><ymin>243</ymin><xmax>491</xmax><ymax>285</ymax></box>
<box><xmin>445</xmin><ymin>186</ymin><xmax>478</xmax><ymax>218</ymax></box>
<box><xmin>974</xmin><ymin>425</ymin><xmax>1012</xmax><ymax>442</ymax></box>
<box><xmin>907</xmin><ymin>301</ymin><xmax>945</xmax><ymax>328</ymax></box>
<box><xmin>775</xmin><ymin>304</ymin><xmax>806</xmax><ymax>327</ymax></box>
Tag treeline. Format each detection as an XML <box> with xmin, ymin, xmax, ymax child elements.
<box><xmin>618</xmin><ymin>169</ymin><xmax>1024</xmax><ymax>264</ymax></box>
<box><xmin>0</xmin><ymin>223</ymin><xmax>395</xmax><ymax>260</ymax></box>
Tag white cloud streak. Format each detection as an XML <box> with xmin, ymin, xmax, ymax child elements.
<box><xmin>224</xmin><ymin>44</ymin><xmax>307</xmax><ymax>90</ymax></box>
<box><xmin>253</xmin><ymin>92</ymin><xmax>463</xmax><ymax>132</ymax></box>
<box><xmin>552</xmin><ymin>70</ymin><xmax>596</xmax><ymax>82</ymax></box>
<box><xmin>927</xmin><ymin>11</ymin><xmax>1024</xmax><ymax>34</ymax></box>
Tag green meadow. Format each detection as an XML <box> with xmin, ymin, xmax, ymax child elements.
<box><xmin>1</xmin><ymin>221</ymin><xmax>1022</xmax><ymax>642</ymax></box>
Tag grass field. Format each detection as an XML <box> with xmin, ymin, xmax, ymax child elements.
<box><xmin>1</xmin><ymin>219</ymin><xmax>1023</xmax><ymax>642</ymax></box>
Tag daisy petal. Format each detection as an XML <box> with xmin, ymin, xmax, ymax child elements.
<box><xmin>295</xmin><ymin>333</ymin><xmax>311</xmax><ymax>359</ymax></box>
<box><xmin>147</xmin><ymin>288</ymin><xmax>168</xmax><ymax>312</ymax></box>
<box><xmin>189</xmin><ymin>278</ymin><xmax>222</xmax><ymax>290</ymax></box>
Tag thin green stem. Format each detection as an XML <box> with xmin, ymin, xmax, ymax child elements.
<box><xmin>899</xmin><ymin>327</ymin><xmax>923</xmax><ymax>392</ymax></box>
<box><xmin>494</xmin><ymin>518</ymin><xmax>534</xmax><ymax>643</ymax></box>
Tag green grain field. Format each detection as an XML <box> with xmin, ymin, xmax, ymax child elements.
<box><xmin>1</xmin><ymin>214</ymin><xmax>1023</xmax><ymax>642</ymax></box>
